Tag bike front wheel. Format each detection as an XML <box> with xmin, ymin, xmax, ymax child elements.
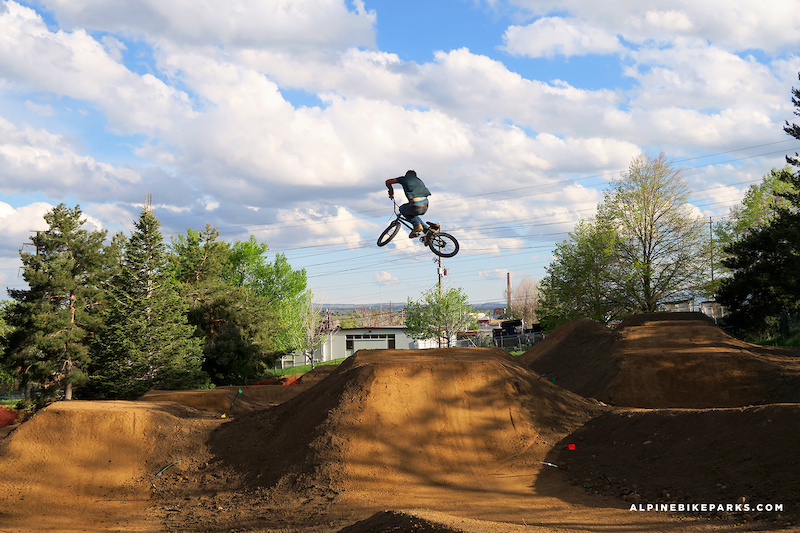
<box><xmin>428</xmin><ymin>232</ymin><xmax>459</xmax><ymax>257</ymax></box>
<box><xmin>377</xmin><ymin>220</ymin><xmax>401</xmax><ymax>247</ymax></box>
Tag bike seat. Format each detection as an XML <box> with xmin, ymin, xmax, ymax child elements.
<box><xmin>426</xmin><ymin>222</ymin><xmax>440</xmax><ymax>230</ymax></box>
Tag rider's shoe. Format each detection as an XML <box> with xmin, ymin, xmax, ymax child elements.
<box><xmin>409</xmin><ymin>223</ymin><xmax>424</xmax><ymax>238</ymax></box>
<box><xmin>423</xmin><ymin>228</ymin><xmax>436</xmax><ymax>246</ymax></box>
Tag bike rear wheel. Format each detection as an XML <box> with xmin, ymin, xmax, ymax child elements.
<box><xmin>377</xmin><ymin>220</ymin><xmax>401</xmax><ymax>246</ymax></box>
<box><xmin>428</xmin><ymin>232</ymin><xmax>459</xmax><ymax>257</ymax></box>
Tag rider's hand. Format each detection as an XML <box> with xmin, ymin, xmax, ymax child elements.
<box><xmin>387</xmin><ymin>189</ymin><xmax>394</xmax><ymax>199</ymax></box>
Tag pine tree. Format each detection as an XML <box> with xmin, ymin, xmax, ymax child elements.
<box><xmin>3</xmin><ymin>204</ymin><xmax>108</xmax><ymax>402</ymax></box>
<box><xmin>89</xmin><ymin>205</ymin><xmax>208</xmax><ymax>398</ymax></box>
<box><xmin>716</xmin><ymin>75</ymin><xmax>800</xmax><ymax>335</ymax></box>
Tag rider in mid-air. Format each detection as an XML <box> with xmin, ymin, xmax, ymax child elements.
<box><xmin>385</xmin><ymin>170</ymin><xmax>434</xmax><ymax>240</ymax></box>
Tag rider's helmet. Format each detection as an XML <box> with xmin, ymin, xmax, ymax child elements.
<box><xmin>405</xmin><ymin>170</ymin><xmax>416</xmax><ymax>177</ymax></box>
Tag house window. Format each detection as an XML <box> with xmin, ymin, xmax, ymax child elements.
<box><xmin>388</xmin><ymin>334</ymin><xmax>395</xmax><ymax>349</ymax></box>
<box><xmin>346</xmin><ymin>338</ymin><xmax>354</xmax><ymax>350</ymax></box>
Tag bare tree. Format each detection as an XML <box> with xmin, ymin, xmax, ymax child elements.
<box><xmin>277</xmin><ymin>291</ymin><xmax>328</xmax><ymax>368</ymax></box>
<box><xmin>343</xmin><ymin>306</ymin><xmax>404</xmax><ymax>328</ymax></box>
<box><xmin>509</xmin><ymin>277</ymin><xmax>539</xmax><ymax>325</ymax></box>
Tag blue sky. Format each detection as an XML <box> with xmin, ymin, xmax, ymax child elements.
<box><xmin>1</xmin><ymin>0</ymin><xmax>800</xmax><ymax>307</ymax></box>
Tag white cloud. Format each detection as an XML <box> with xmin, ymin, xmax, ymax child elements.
<box><xmin>24</xmin><ymin>100</ymin><xmax>54</xmax><ymax>116</ymax></box>
<box><xmin>417</xmin><ymin>48</ymin><xmax>620</xmax><ymax>133</ymax></box>
<box><xmin>374</xmin><ymin>271</ymin><xmax>399</xmax><ymax>285</ymax></box>
<box><xmin>143</xmin><ymin>48</ymin><xmax>476</xmax><ymax>203</ymax></box>
<box><xmin>37</xmin><ymin>0</ymin><xmax>376</xmax><ymax>50</ymax></box>
<box><xmin>625</xmin><ymin>39</ymin><xmax>784</xmax><ymax>112</ymax></box>
<box><xmin>235</xmin><ymin>47</ymin><xmax>410</xmax><ymax>105</ymax></box>
<box><xmin>0</xmin><ymin>201</ymin><xmax>53</xmax><ymax>255</ymax></box>
<box><xmin>502</xmin><ymin>17</ymin><xmax>624</xmax><ymax>58</ymax></box>
<box><xmin>504</xmin><ymin>1</ymin><xmax>800</xmax><ymax>53</ymax></box>
<box><xmin>254</xmin><ymin>205</ymin><xmax>368</xmax><ymax>250</ymax></box>
<box><xmin>643</xmin><ymin>10</ymin><xmax>694</xmax><ymax>32</ymax></box>
<box><xmin>0</xmin><ymin>1</ymin><xmax>194</xmax><ymax>135</ymax></box>
<box><xmin>0</xmin><ymin>115</ymin><xmax>142</xmax><ymax>200</ymax></box>
<box><xmin>478</xmin><ymin>268</ymin><xmax>511</xmax><ymax>280</ymax></box>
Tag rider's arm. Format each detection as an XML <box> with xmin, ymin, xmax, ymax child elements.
<box><xmin>385</xmin><ymin>178</ymin><xmax>398</xmax><ymax>197</ymax></box>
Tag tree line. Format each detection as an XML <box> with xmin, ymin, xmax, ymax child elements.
<box><xmin>0</xmin><ymin>202</ymin><xmax>314</xmax><ymax>403</ymax></box>
<box><xmin>538</xmin><ymin>76</ymin><xmax>800</xmax><ymax>340</ymax></box>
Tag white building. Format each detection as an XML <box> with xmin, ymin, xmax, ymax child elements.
<box><xmin>276</xmin><ymin>326</ymin><xmax>443</xmax><ymax>368</ymax></box>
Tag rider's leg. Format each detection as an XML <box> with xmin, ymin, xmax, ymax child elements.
<box><xmin>399</xmin><ymin>202</ymin><xmax>429</xmax><ymax>237</ymax></box>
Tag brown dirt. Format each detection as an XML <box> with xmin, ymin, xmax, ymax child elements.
<box><xmin>1</xmin><ymin>327</ymin><xmax>799</xmax><ymax>532</ymax></box>
<box><xmin>0</xmin><ymin>400</ymin><xmax>220</xmax><ymax>532</ymax></box>
<box><xmin>138</xmin><ymin>365</ymin><xmax>340</xmax><ymax>413</ymax></box>
<box><xmin>549</xmin><ymin>404</ymin><xmax>800</xmax><ymax>520</ymax></box>
<box><xmin>520</xmin><ymin>312</ymin><xmax>800</xmax><ymax>408</ymax></box>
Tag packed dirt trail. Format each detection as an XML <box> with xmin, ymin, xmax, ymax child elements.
<box><xmin>1</xmin><ymin>313</ymin><xmax>798</xmax><ymax>532</ymax></box>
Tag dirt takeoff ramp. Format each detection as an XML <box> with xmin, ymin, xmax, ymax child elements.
<box><xmin>0</xmin><ymin>401</ymin><xmax>218</xmax><ymax>533</ymax></box>
<box><xmin>197</xmin><ymin>349</ymin><xmax>597</xmax><ymax>523</ymax></box>
<box><xmin>213</xmin><ymin>348</ymin><xmax>594</xmax><ymax>491</ymax></box>
<box><xmin>521</xmin><ymin>313</ymin><xmax>800</xmax><ymax>408</ymax></box>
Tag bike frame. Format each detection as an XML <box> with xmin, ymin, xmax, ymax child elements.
<box><xmin>378</xmin><ymin>198</ymin><xmax>459</xmax><ymax>257</ymax></box>
<box><xmin>388</xmin><ymin>199</ymin><xmax>419</xmax><ymax>235</ymax></box>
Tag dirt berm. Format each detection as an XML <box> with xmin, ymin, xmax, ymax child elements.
<box><xmin>520</xmin><ymin>312</ymin><xmax>800</xmax><ymax>408</ymax></box>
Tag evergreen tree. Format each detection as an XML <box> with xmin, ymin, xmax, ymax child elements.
<box><xmin>716</xmin><ymin>76</ymin><xmax>800</xmax><ymax>336</ymax></box>
<box><xmin>3</xmin><ymin>204</ymin><xmax>108</xmax><ymax>401</ymax></box>
<box><xmin>88</xmin><ymin>206</ymin><xmax>208</xmax><ymax>398</ymax></box>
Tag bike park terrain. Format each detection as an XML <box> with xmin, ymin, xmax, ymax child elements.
<box><xmin>0</xmin><ymin>312</ymin><xmax>798</xmax><ymax>532</ymax></box>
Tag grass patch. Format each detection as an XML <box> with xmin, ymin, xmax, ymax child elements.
<box><xmin>753</xmin><ymin>331</ymin><xmax>800</xmax><ymax>348</ymax></box>
<box><xmin>267</xmin><ymin>358</ymin><xmax>347</xmax><ymax>377</ymax></box>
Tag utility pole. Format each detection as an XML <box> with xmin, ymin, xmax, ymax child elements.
<box><xmin>437</xmin><ymin>254</ymin><xmax>443</xmax><ymax>296</ymax></box>
<box><xmin>709</xmin><ymin>217</ymin><xmax>714</xmax><ymax>282</ymax></box>
<box><xmin>506</xmin><ymin>272</ymin><xmax>512</xmax><ymax>315</ymax></box>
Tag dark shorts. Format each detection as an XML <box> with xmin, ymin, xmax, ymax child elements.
<box><xmin>400</xmin><ymin>198</ymin><xmax>428</xmax><ymax>219</ymax></box>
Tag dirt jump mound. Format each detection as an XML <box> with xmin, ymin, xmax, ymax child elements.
<box><xmin>521</xmin><ymin>312</ymin><xmax>800</xmax><ymax>408</ymax></box>
<box><xmin>0</xmin><ymin>400</ymin><xmax>219</xmax><ymax>532</ymax></box>
<box><xmin>208</xmin><ymin>348</ymin><xmax>596</xmax><ymax>504</ymax></box>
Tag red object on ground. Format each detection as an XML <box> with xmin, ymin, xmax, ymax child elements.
<box><xmin>0</xmin><ymin>406</ymin><xmax>19</xmax><ymax>428</ymax></box>
<box><xmin>281</xmin><ymin>375</ymin><xmax>301</xmax><ymax>386</ymax></box>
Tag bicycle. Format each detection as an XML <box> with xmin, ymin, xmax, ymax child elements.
<box><xmin>377</xmin><ymin>200</ymin><xmax>459</xmax><ymax>258</ymax></box>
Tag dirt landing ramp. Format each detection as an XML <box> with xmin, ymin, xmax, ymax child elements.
<box><xmin>548</xmin><ymin>403</ymin><xmax>800</xmax><ymax>526</ymax></box>
<box><xmin>0</xmin><ymin>401</ymin><xmax>219</xmax><ymax>533</ymax></box>
<box><xmin>521</xmin><ymin>313</ymin><xmax>800</xmax><ymax>408</ymax></box>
